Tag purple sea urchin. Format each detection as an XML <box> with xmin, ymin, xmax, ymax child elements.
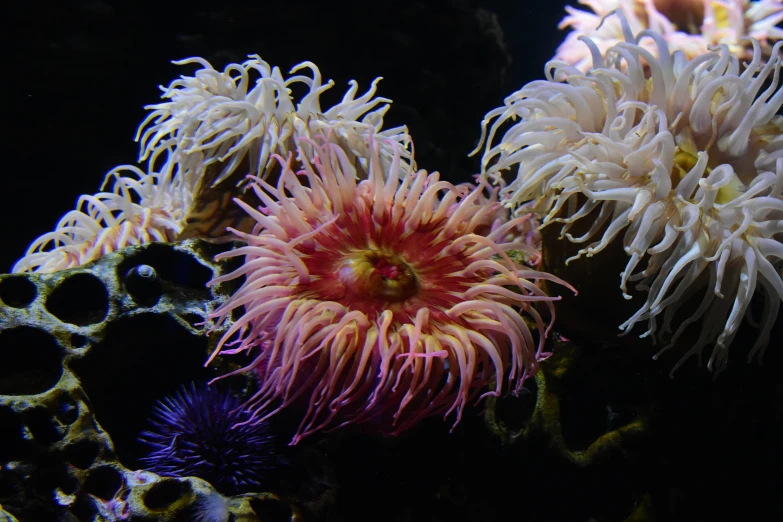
<box><xmin>139</xmin><ymin>383</ymin><xmax>279</xmax><ymax>495</ymax></box>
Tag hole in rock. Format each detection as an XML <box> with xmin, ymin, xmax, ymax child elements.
<box><xmin>64</xmin><ymin>438</ymin><xmax>102</xmax><ymax>469</ymax></box>
<box><xmin>57</xmin><ymin>473</ymin><xmax>80</xmax><ymax>496</ymax></box>
<box><xmin>70</xmin><ymin>333</ymin><xmax>89</xmax><ymax>348</ymax></box>
<box><xmin>71</xmin><ymin>313</ymin><xmax>213</xmax><ymax>469</ymax></box>
<box><xmin>0</xmin><ymin>275</ymin><xmax>37</xmax><ymax>308</ymax></box>
<box><xmin>124</xmin><ymin>264</ymin><xmax>163</xmax><ymax>307</ymax></box>
<box><xmin>33</xmin><ymin>455</ymin><xmax>74</xmax><ymax>498</ymax></box>
<box><xmin>24</xmin><ymin>407</ymin><xmax>65</xmax><ymax>445</ymax></box>
<box><xmin>0</xmin><ymin>327</ymin><xmax>62</xmax><ymax>395</ymax></box>
<box><xmin>143</xmin><ymin>478</ymin><xmax>191</xmax><ymax>510</ymax></box>
<box><xmin>0</xmin><ymin>406</ymin><xmax>31</xmax><ymax>461</ymax></box>
<box><xmin>45</xmin><ymin>272</ymin><xmax>108</xmax><ymax>326</ymax></box>
<box><xmin>83</xmin><ymin>465</ymin><xmax>123</xmax><ymax>500</ymax></box>
<box><xmin>55</xmin><ymin>393</ymin><xmax>80</xmax><ymax>425</ymax></box>
<box><xmin>117</xmin><ymin>243</ymin><xmax>214</xmax><ymax>293</ymax></box>
<box><xmin>69</xmin><ymin>494</ymin><xmax>99</xmax><ymax>522</ymax></box>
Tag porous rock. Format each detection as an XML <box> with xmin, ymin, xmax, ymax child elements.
<box><xmin>0</xmin><ymin>240</ymin><xmax>320</xmax><ymax>522</ymax></box>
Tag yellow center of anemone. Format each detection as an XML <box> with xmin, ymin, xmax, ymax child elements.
<box><xmin>711</xmin><ymin>1</ymin><xmax>731</xmax><ymax>30</ymax></box>
<box><xmin>672</xmin><ymin>148</ymin><xmax>702</xmax><ymax>181</ymax></box>
<box><xmin>337</xmin><ymin>250</ymin><xmax>419</xmax><ymax>302</ymax></box>
<box><xmin>672</xmin><ymin>148</ymin><xmax>742</xmax><ymax>204</ymax></box>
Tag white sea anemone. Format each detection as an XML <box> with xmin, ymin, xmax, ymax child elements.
<box><xmin>474</xmin><ymin>14</ymin><xmax>783</xmax><ymax>374</ymax></box>
<box><xmin>194</xmin><ymin>491</ymin><xmax>229</xmax><ymax>522</ymax></box>
<box><xmin>15</xmin><ymin>56</ymin><xmax>411</xmax><ymax>274</ymax></box>
<box><xmin>136</xmin><ymin>55</ymin><xmax>412</xmax><ymax>188</ymax></box>
<box><xmin>13</xmin><ymin>156</ymin><xmax>190</xmax><ymax>273</ymax></box>
<box><xmin>556</xmin><ymin>0</ymin><xmax>783</xmax><ymax>72</ymax></box>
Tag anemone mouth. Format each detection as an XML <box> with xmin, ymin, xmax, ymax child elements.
<box><xmin>290</xmin><ymin>215</ymin><xmax>473</xmax><ymax>324</ymax></box>
<box><xmin>671</xmin><ymin>147</ymin><xmax>750</xmax><ymax>205</ymax></box>
<box><xmin>671</xmin><ymin>116</ymin><xmax>783</xmax><ymax>188</ymax></box>
<box><xmin>336</xmin><ymin>249</ymin><xmax>419</xmax><ymax>303</ymax></box>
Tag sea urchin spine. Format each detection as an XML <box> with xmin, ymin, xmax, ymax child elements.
<box><xmin>139</xmin><ymin>383</ymin><xmax>278</xmax><ymax>495</ymax></box>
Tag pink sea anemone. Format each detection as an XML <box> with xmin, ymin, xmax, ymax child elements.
<box><xmin>205</xmin><ymin>137</ymin><xmax>574</xmax><ymax>443</ymax></box>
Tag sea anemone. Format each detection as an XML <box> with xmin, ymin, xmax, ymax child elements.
<box><xmin>139</xmin><ymin>383</ymin><xmax>279</xmax><ymax>495</ymax></box>
<box><xmin>556</xmin><ymin>0</ymin><xmax>783</xmax><ymax>72</ymax></box>
<box><xmin>14</xmin><ymin>55</ymin><xmax>408</xmax><ymax>274</ymax></box>
<box><xmin>12</xmin><ymin>157</ymin><xmax>189</xmax><ymax>273</ymax></box>
<box><xmin>136</xmin><ymin>54</ymin><xmax>412</xmax><ymax>188</ymax></box>
<box><xmin>204</xmin><ymin>136</ymin><xmax>574</xmax><ymax>444</ymax></box>
<box><xmin>474</xmin><ymin>13</ymin><xmax>783</xmax><ymax>374</ymax></box>
<box><xmin>194</xmin><ymin>491</ymin><xmax>229</xmax><ymax>522</ymax></box>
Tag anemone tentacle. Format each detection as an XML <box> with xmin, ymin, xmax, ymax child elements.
<box><xmin>136</xmin><ymin>55</ymin><xmax>413</xmax><ymax>188</ymax></box>
<box><xmin>555</xmin><ymin>0</ymin><xmax>783</xmax><ymax>72</ymax></box>
<box><xmin>12</xmin><ymin>156</ymin><xmax>190</xmax><ymax>273</ymax></box>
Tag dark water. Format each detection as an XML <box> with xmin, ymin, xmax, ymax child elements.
<box><xmin>5</xmin><ymin>0</ymin><xmax>562</xmax><ymax>273</ymax></box>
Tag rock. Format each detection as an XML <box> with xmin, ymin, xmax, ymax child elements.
<box><xmin>0</xmin><ymin>240</ymin><xmax>330</xmax><ymax>521</ymax></box>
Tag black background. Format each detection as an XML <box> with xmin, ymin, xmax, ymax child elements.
<box><xmin>5</xmin><ymin>0</ymin><xmax>565</xmax><ymax>273</ymax></box>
